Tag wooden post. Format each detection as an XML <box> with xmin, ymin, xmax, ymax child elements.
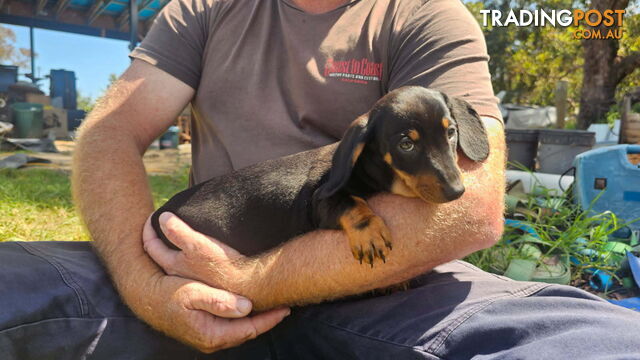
<box><xmin>555</xmin><ymin>80</ymin><xmax>568</xmax><ymax>129</ymax></box>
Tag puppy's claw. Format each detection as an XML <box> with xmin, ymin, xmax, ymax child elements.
<box><xmin>379</xmin><ymin>249</ymin><xmax>386</xmax><ymax>263</ymax></box>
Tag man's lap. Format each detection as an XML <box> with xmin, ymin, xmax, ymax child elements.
<box><xmin>0</xmin><ymin>241</ymin><xmax>194</xmax><ymax>359</ymax></box>
<box><xmin>0</xmin><ymin>241</ymin><xmax>638</xmax><ymax>359</ymax></box>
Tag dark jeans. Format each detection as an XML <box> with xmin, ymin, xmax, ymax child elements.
<box><xmin>1</xmin><ymin>241</ymin><xmax>639</xmax><ymax>359</ymax></box>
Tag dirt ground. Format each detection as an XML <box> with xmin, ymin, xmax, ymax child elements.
<box><xmin>1</xmin><ymin>140</ymin><xmax>192</xmax><ymax>175</ymax></box>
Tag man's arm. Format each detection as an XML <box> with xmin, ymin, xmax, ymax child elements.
<box><xmin>73</xmin><ymin>60</ymin><xmax>180</xmax><ymax>295</ymax></box>
<box><xmin>72</xmin><ymin>59</ymin><xmax>289</xmax><ymax>352</ymax></box>
<box><xmin>150</xmin><ymin>117</ymin><xmax>505</xmax><ymax>310</ymax></box>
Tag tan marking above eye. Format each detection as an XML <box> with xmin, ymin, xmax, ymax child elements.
<box><xmin>383</xmin><ymin>153</ymin><xmax>392</xmax><ymax>165</ymax></box>
<box><xmin>442</xmin><ymin>118</ymin><xmax>450</xmax><ymax>129</ymax></box>
<box><xmin>408</xmin><ymin>129</ymin><xmax>420</xmax><ymax>141</ymax></box>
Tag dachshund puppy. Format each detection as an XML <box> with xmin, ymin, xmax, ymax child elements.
<box><xmin>152</xmin><ymin>86</ymin><xmax>489</xmax><ymax>266</ymax></box>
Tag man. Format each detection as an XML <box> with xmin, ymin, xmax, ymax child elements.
<box><xmin>1</xmin><ymin>0</ymin><xmax>639</xmax><ymax>358</ymax></box>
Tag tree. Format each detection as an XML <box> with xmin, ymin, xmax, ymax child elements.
<box><xmin>77</xmin><ymin>91</ymin><xmax>95</xmax><ymax>112</ymax></box>
<box><xmin>466</xmin><ymin>0</ymin><xmax>639</xmax><ymax>128</ymax></box>
<box><xmin>0</xmin><ymin>25</ymin><xmax>31</xmax><ymax>69</ymax></box>
<box><xmin>468</xmin><ymin>0</ymin><xmax>584</xmax><ymax>115</ymax></box>
<box><xmin>578</xmin><ymin>0</ymin><xmax>640</xmax><ymax>128</ymax></box>
<box><xmin>77</xmin><ymin>73</ymin><xmax>118</xmax><ymax>113</ymax></box>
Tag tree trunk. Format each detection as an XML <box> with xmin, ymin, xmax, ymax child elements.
<box><xmin>577</xmin><ymin>0</ymin><xmax>629</xmax><ymax>129</ymax></box>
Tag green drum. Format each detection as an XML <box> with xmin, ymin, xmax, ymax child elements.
<box><xmin>11</xmin><ymin>102</ymin><xmax>44</xmax><ymax>138</ymax></box>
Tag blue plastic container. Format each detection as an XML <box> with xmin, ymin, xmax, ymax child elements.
<box><xmin>67</xmin><ymin>109</ymin><xmax>86</xmax><ymax>131</ymax></box>
<box><xmin>573</xmin><ymin>145</ymin><xmax>640</xmax><ymax>231</ymax></box>
<box><xmin>49</xmin><ymin>69</ymin><xmax>77</xmax><ymax>110</ymax></box>
<box><xmin>0</xmin><ymin>65</ymin><xmax>18</xmax><ymax>92</ymax></box>
<box><xmin>160</xmin><ymin>126</ymin><xmax>180</xmax><ymax>149</ymax></box>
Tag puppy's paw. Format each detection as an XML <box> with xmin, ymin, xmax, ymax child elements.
<box><xmin>348</xmin><ymin>215</ymin><xmax>392</xmax><ymax>266</ymax></box>
<box><xmin>339</xmin><ymin>197</ymin><xmax>392</xmax><ymax>267</ymax></box>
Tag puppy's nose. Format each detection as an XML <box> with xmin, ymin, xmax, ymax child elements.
<box><xmin>443</xmin><ymin>184</ymin><xmax>465</xmax><ymax>201</ymax></box>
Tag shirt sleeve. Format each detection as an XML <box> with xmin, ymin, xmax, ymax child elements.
<box><xmin>129</xmin><ymin>0</ymin><xmax>212</xmax><ymax>90</ymax></box>
<box><xmin>387</xmin><ymin>0</ymin><xmax>501</xmax><ymax>121</ymax></box>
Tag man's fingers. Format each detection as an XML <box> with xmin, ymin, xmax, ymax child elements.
<box><xmin>247</xmin><ymin>307</ymin><xmax>291</xmax><ymax>335</ymax></box>
<box><xmin>141</xmin><ymin>215</ymin><xmax>159</xmax><ymax>242</ymax></box>
<box><xmin>144</xmin><ymin>234</ymin><xmax>181</xmax><ymax>274</ymax></box>
<box><xmin>159</xmin><ymin>212</ymin><xmax>243</xmax><ymax>259</ymax></box>
<box><xmin>188</xmin><ymin>284</ymin><xmax>253</xmax><ymax>318</ymax></box>
<box><xmin>142</xmin><ymin>215</ymin><xmax>181</xmax><ymax>274</ymax></box>
<box><xmin>212</xmin><ymin>308</ymin><xmax>292</xmax><ymax>350</ymax></box>
<box><xmin>159</xmin><ymin>212</ymin><xmax>211</xmax><ymax>253</ymax></box>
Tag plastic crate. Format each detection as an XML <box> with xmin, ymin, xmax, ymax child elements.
<box><xmin>573</xmin><ymin>145</ymin><xmax>640</xmax><ymax>231</ymax></box>
<box><xmin>506</xmin><ymin>129</ymin><xmax>538</xmax><ymax>170</ymax></box>
<box><xmin>538</xmin><ymin>129</ymin><xmax>595</xmax><ymax>174</ymax></box>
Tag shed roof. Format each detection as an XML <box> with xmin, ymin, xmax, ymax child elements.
<box><xmin>0</xmin><ymin>0</ymin><xmax>169</xmax><ymax>43</ymax></box>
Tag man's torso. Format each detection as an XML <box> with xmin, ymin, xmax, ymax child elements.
<box><xmin>131</xmin><ymin>0</ymin><xmax>500</xmax><ymax>183</ymax></box>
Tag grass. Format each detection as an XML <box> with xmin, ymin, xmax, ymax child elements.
<box><xmin>0</xmin><ymin>167</ymin><xmax>189</xmax><ymax>242</ymax></box>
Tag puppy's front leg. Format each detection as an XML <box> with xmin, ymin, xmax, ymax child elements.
<box><xmin>313</xmin><ymin>192</ymin><xmax>392</xmax><ymax>267</ymax></box>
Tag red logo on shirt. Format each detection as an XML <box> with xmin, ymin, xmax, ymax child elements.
<box><xmin>323</xmin><ymin>58</ymin><xmax>383</xmax><ymax>84</ymax></box>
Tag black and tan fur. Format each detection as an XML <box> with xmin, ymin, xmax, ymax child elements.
<box><xmin>151</xmin><ymin>86</ymin><xmax>489</xmax><ymax>266</ymax></box>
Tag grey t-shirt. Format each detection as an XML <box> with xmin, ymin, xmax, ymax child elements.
<box><xmin>130</xmin><ymin>0</ymin><xmax>500</xmax><ymax>184</ymax></box>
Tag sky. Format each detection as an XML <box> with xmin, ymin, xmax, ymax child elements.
<box><xmin>3</xmin><ymin>24</ymin><xmax>132</xmax><ymax>101</ymax></box>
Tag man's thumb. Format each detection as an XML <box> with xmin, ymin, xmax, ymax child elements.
<box><xmin>188</xmin><ymin>283</ymin><xmax>253</xmax><ymax>318</ymax></box>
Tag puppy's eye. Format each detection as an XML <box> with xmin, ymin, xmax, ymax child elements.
<box><xmin>398</xmin><ymin>137</ymin><xmax>415</xmax><ymax>152</ymax></box>
<box><xmin>447</xmin><ymin>127</ymin><xmax>456</xmax><ymax>140</ymax></box>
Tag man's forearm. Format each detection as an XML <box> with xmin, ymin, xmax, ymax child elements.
<box><xmin>70</xmin><ymin>68</ymin><xmax>183</xmax><ymax>320</ymax></box>
<box><xmin>72</xmin><ymin>61</ymin><xmax>195</xmax><ymax>314</ymax></box>
<box><xmin>72</xmin><ymin>118</ymin><xmax>162</xmax><ymax>311</ymax></box>
<box><xmin>228</xmin><ymin>118</ymin><xmax>505</xmax><ymax>310</ymax></box>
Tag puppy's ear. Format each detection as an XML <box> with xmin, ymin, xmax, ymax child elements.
<box><xmin>316</xmin><ymin>114</ymin><xmax>374</xmax><ymax>199</ymax></box>
<box><xmin>444</xmin><ymin>94</ymin><xmax>490</xmax><ymax>162</ymax></box>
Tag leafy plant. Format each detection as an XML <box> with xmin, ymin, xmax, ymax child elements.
<box><xmin>466</xmin><ymin>168</ymin><xmax>639</xmax><ymax>284</ymax></box>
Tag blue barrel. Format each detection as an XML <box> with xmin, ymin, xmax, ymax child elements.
<box><xmin>49</xmin><ymin>69</ymin><xmax>77</xmax><ymax>110</ymax></box>
<box><xmin>0</xmin><ymin>65</ymin><xmax>18</xmax><ymax>92</ymax></box>
<box><xmin>573</xmin><ymin>145</ymin><xmax>640</xmax><ymax>231</ymax></box>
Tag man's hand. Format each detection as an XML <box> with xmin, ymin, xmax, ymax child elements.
<box><xmin>140</xmin><ymin>216</ymin><xmax>290</xmax><ymax>353</ymax></box>
<box><xmin>143</xmin><ymin>212</ymin><xmax>251</xmax><ymax>292</ymax></box>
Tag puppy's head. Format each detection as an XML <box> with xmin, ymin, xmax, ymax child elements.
<box><xmin>317</xmin><ymin>86</ymin><xmax>490</xmax><ymax>203</ymax></box>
